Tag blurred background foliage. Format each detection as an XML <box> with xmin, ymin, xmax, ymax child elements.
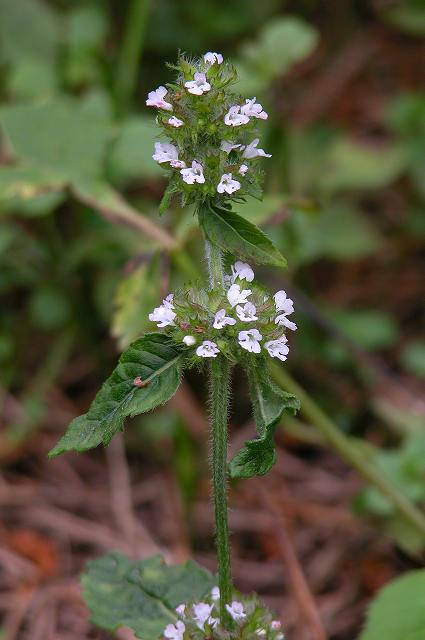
<box><xmin>0</xmin><ymin>0</ymin><xmax>425</xmax><ymax>566</ymax></box>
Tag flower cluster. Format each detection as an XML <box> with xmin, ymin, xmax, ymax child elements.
<box><xmin>163</xmin><ymin>587</ymin><xmax>284</xmax><ymax>640</ymax></box>
<box><xmin>146</xmin><ymin>52</ymin><xmax>271</xmax><ymax>207</ymax></box>
<box><xmin>148</xmin><ymin>262</ymin><xmax>296</xmax><ymax>363</ymax></box>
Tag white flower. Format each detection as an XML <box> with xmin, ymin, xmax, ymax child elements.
<box><xmin>231</xmin><ymin>261</ymin><xmax>254</xmax><ymax>283</ymax></box>
<box><xmin>227</xmin><ymin>284</ymin><xmax>252</xmax><ymax>307</ymax></box>
<box><xmin>224</xmin><ymin>106</ymin><xmax>250</xmax><ymax>126</ymax></box>
<box><xmin>148</xmin><ymin>305</ymin><xmax>176</xmax><ymax>328</ymax></box>
<box><xmin>211</xmin><ymin>586</ymin><xmax>220</xmax><ymax>601</ymax></box>
<box><xmin>256</xmin><ymin>629</ymin><xmax>267</xmax><ymax>636</ymax></box>
<box><xmin>146</xmin><ymin>86</ymin><xmax>173</xmax><ymax>111</ymax></box>
<box><xmin>170</xmin><ymin>159</ymin><xmax>186</xmax><ymax>169</ymax></box>
<box><xmin>241</xmin><ymin>97</ymin><xmax>268</xmax><ymax>120</ymax></box>
<box><xmin>220</xmin><ymin>140</ymin><xmax>242</xmax><ymax>153</ymax></box>
<box><xmin>168</xmin><ymin>116</ymin><xmax>184</xmax><ymax>128</ymax></box>
<box><xmin>164</xmin><ymin>621</ymin><xmax>185</xmax><ymax>640</ymax></box>
<box><xmin>275</xmin><ymin>315</ymin><xmax>297</xmax><ymax>331</ymax></box>
<box><xmin>182</xmin><ymin>335</ymin><xmax>196</xmax><ymax>346</ymax></box>
<box><xmin>208</xmin><ymin>617</ymin><xmax>219</xmax><ymax>628</ymax></box>
<box><xmin>213</xmin><ymin>309</ymin><xmax>236</xmax><ymax>329</ymax></box>
<box><xmin>239</xmin><ymin>164</ymin><xmax>249</xmax><ymax>175</ymax></box>
<box><xmin>193</xmin><ymin>603</ymin><xmax>214</xmax><ymax>630</ymax></box>
<box><xmin>185</xmin><ymin>72</ymin><xmax>211</xmax><ymax>95</ymax></box>
<box><xmin>242</xmin><ymin>138</ymin><xmax>272</xmax><ymax>159</ymax></box>
<box><xmin>225</xmin><ymin>601</ymin><xmax>246</xmax><ymax>621</ymax></box>
<box><xmin>196</xmin><ymin>340</ymin><xmax>219</xmax><ymax>358</ymax></box>
<box><xmin>236</xmin><ymin>301</ymin><xmax>258</xmax><ymax>322</ymax></box>
<box><xmin>152</xmin><ymin>142</ymin><xmax>179</xmax><ymax>165</ymax></box>
<box><xmin>204</xmin><ymin>51</ymin><xmax>223</xmax><ymax>65</ymax></box>
<box><xmin>163</xmin><ymin>293</ymin><xmax>174</xmax><ymax>308</ymax></box>
<box><xmin>271</xmin><ymin>621</ymin><xmax>282</xmax><ymax>630</ymax></box>
<box><xmin>238</xmin><ymin>329</ymin><xmax>262</xmax><ymax>353</ymax></box>
<box><xmin>274</xmin><ymin>290</ymin><xmax>294</xmax><ymax>315</ymax></box>
<box><xmin>217</xmin><ymin>173</ymin><xmax>241</xmax><ymax>194</ymax></box>
<box><xmin>265</xmin><ymin>337</ymin><xmax>289</xmax><ymax>361</ymax></box>
<box><xmin>180</xmin><ymin>160</ymin><xmax>205</xmax><ymax>184</ymax></box>
<box><xmin>175</xmin><ymin>604</ymin><xmax>186</xmax><ymax>616</ymax></box>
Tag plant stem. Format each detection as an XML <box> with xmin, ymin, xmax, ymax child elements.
<box><xmin>272</xmin><ymin>364</ymin><xmax>425</xmax><ymax>536</ymax></box>
<box><xmin>205</xmin><ymin>239</ymin><xmax>232</xmax><ymax>623</ymax></box>
<box><xmin>115</xmin><ymin>0</ymin><xmax>151</xmax><ymax>117</ymax></box>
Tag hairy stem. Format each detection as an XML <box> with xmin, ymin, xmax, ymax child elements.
<box><xmin>206</xmin><ymin>239</ymin><xmax>232</xmax><ymax>623</ymax></box>
<box><xmin>272</xmin><ymin>364</ymin><xmax>425</xmax><ymax>536</ymax></box>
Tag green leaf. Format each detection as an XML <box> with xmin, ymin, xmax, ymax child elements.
<box><xmin>0</xmin><ymin>97</ymin><xmax>112</xmax><ymax>184</ymax></box>
<box><xmin>112</xmin><ymin>258</ymin><xmax>161</xmax><ymax>349</ymax></box>
<box><xmin>229</xmin><ymin>359</ymin><xmax>299</xmax><ymax>478</ymax></box>
<box><xmin>108</xmin><ymin>116</ymin><xmax>163</xmax><ymax>184</ymax></box>
<box><xmin>198</xmin><ymin>201</ymin><xmax>287</xmax><ymax>268</ymax></box>
<box><xmin>0</xmin><ymin>164</ymin><xmax>65</xmax><ymax>213</ymax></box>
<box><xmin>81</xmin><ymin>552</ymin><xmax>215</xmax><ymax>640</ymax></box>
<box><xmin>49</xmin><ymin>334</ymin><xmax>184</xmax><ymax>457</ymax></box>
<box><xmin>359</xmin><ymin>570</ymin><xmax>425</xmax><ymax>640</ymax></box>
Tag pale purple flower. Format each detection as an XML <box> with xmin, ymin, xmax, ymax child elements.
<box><xmin>213</xmin><ymin>309</ymin><xmax>236</xmax><ymax>329</ymax></box>
<box><xmin>164</xmin><ymin>621</ymin><xmax>185</xmax><ymax>640</ymax></box>
<box><xmin>180</xmin><ymin>160</ymin><xmax>205</xmax><ymax>184</ymax></box>
<box><xmin>227</xmin><ymin>283</ymin><xmax>252</xmax><ymax>307</ymax></box>
<box><xmin>168</xmin><ymin>116</ymin><xmax>184</xmax><ymax>128</ymax></box>
<box><xmin>204</xmin><ymin>51</ymin><xmax>223</xmax><ymax>65</ymax></box>
<box><xmin>217</xmin><ymin>173</ymin><xmax>241</xmax><ymax>194</ymax></box>
<box><xmin>152</xmin><ymin>142</ymin><xmax>179</xmax><ymax>165</ymax></box>
<box><xmin>211</xmin><ymin>586</ymin><xmax>220</xmax><ymax>601</ymax></box>
<box><xmin>274</xmin><ymin>290</ymin><xmax>294</xmax><ymax>315</ymax></box>
<box><xmin>271</xmin><ymin>621</ymin><xmax>282</xmax><ymax>630</ymax></box>
<box><xmin>163</xmin><ymin>293</ymin><xmax>174</xmax><ymax>308</ymax></box>
<box><xmin>225</xmin><ymin>601</ymin><xmax>246</xmax><ymax>621</ymax></box>
<box><xmin>148</xmin><ymin>305</ymin><xmax>176</xmax><ymax>328</ymax></box>
<box><xmin>275</xmin><ymin>315</ymin><xmax>297</xmax><ymax>331</ymax></box>
<box><xmin>185</xmin><ymin>72</ymin><xmax>211</xmax><ymax>95</ymax></box>
<box><xmin>182</xmin><ymin>335</ymin><xmax>196</xmax><ymax>346</ymax></box>
<box><xmin>239</xmin><ymin>164</ymin><xmax>249</xmax><ymax>175</ymax></box>
<box><xmin>193</xmin><ymin>603</ymin><xmax>214</xmax><ymax>629</ymax></box>
<box><xmin>241</xmin><ymin>97</ymin><xmax>268</xmax><ymax>120</ymax></box>
<box><xmin>220</xmin><ymin>140</ymin><xmax>242</xmax><ymax>153</ymax></box>
<box><xmin>196</xmin><ymin>341</ymin><xmax>219</xmax><ymax>358</ymax></box>
<box><xmin>242</xmin><ymin>138</ymin><xmax>272</xmax><ymax>159</ymax></box>
<box><xmin>231</xmin><ymin>261</ymin><xmax>254</xmax><ymax>283</ymax></box>
<box><xmin>236</xmin><ymin>301</ymin><xmax>258</xmax><ymax>322</ymax></box>
<box><xmin>265</xmin><ymin>337</ymin><xmax>289</xmax><ymax>361</ymax></box>
<box><xmin>238</xmin><ymin>329</ymin><xmax>262</xmax><ymax>353</ymax></box>
<box><xmin>209</xmin><ymin>617</ymin><xmax>219</xmax><ymax>628</ymax></box>
<box><xmin>224</xmin><ymin>106</ymin><xmax>250</xmax><ymax>126</ymax></box>
<box><xmin>146</xmin><ymin>86</ymin><xmax>172</xmax><ymax>111</ymax></box>
<box><xmin>175</xmin><ymin>604</ymin><xmax>186</xmax><ymax>616</ymax></box>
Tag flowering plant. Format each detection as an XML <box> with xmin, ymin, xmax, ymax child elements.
<box><xmin>50</xmin><ymin>52</ymin><xmax>298</xmax><ymax>639</ymax></box>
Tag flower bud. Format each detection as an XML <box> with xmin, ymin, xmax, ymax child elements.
<box><xmin>183</xmin><ymin>335</ymin><xmax>196</xmax><ymax>346</ymax></box>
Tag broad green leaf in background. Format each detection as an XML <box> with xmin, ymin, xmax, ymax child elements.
<box><xmin>108</xmin><ymin>116</ymin><xmax>163</xmax><ymax>184</ymax></box>
<box><xmin>7</xmin><ymin>59</ymin><xmax>58</xmax><ymax>99</ymax></box>
<box><xmin>0</xmin><ymin>165</ymin><xmax>65</xmax><ymax>214</ymax></box>
<box><xmin>81</xmin><ymin>552</ymin><xmax>215</xmax><ymax>640</ymax></box>
<box><xmin>359</xmin><ymin>569</ymin><xmax>425</xmax><ymax>640</ymax></box>
<box><xmin>112</xmin><ymin>257</ymin><xmax>161</xmax><ymax>349</ymax></box>
<box><xmin>0</xmin><ymin>0</ymin><xmax>60</xmax><ymax>64</ymax></box>
<box><xmin>0</xmin><ymin>97</ymin><xmax>112</xmax><ymax>185</ymax></box>
<box><xmin>237</xmin><ymin>16</ymin><xmax>319</xmax><ymax>93</ymax></box>
<box><xmin>198</xmin><ymin>202</ymin><xmax>287</xmax><ymax>268</ymax></box>
<box><xmin>229</xmin><ymin>359</ymin><xmax>299</xmax><ymax>478</ymax></box>
<box><xmin>401</xmin><ymin>341</ymin><xmax>425</xmax><ymax>379</ymax></box>
<box><xmin>321</xmin><ymin>139</ymin><xmax>407</xmax><ymax>193</ymax></box>
<box><xmin>381</xmin><ymin>0</ymin><xmax>425</xmax><ymax>35</ymax></box>
<box><xmin>49</xmin><ymin>334</ymin><xmax>184</xmax><ymax>457</ymax></box>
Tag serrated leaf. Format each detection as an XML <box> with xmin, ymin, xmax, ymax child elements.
<box><xmin>81</xmin><ymin>552</ymin><xmax>215</xmax><ymax>640</ymax></box>
<box><xmin>229</xmin><ymin>359</ymin><xmax>299</xmax><ymax>478</ymax></box>
<box><xmin>49</xmin><ymin>334</ymin><xmax>184</xmax><ymax>457</ymax></box>
<box><xmin>198</xmin><ymin>201</ymin><xmax>287</xmax><ymax>268</ymax></box>
<box><xmin>359</xmin><ymin>570</ymin><xmax>425</xmax><ymax>640</ymax></box>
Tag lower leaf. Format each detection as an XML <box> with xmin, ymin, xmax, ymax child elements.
<box><xmin>229</xmin><ymin>359</ymin><xmax>299</xmax><ymax>479</ymax></box>
<box><xmin>81</xmin><ymin>552</ymin><xmax>215</xmax><ymax>640</ymax></box>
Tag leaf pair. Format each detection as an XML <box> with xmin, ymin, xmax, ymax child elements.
<box><xmin>229</xmin><ymin>358</ymin><xmax>300</xmax><ymax>479</ymax></box>
<box><xmin>82</xmin><ymin>552</ymin><xmax>215</xmax><ymax>640</ymax></box>
<box><xmin>49</xmin><ymin>333</ymin><xmax>184</xmax><ymax>457</ymax></box>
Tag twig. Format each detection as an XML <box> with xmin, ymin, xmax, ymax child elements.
<box><xmin>260</xmin><ymin>488</ymin><xmax>328</xmax><ymax>640</ymax></box>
